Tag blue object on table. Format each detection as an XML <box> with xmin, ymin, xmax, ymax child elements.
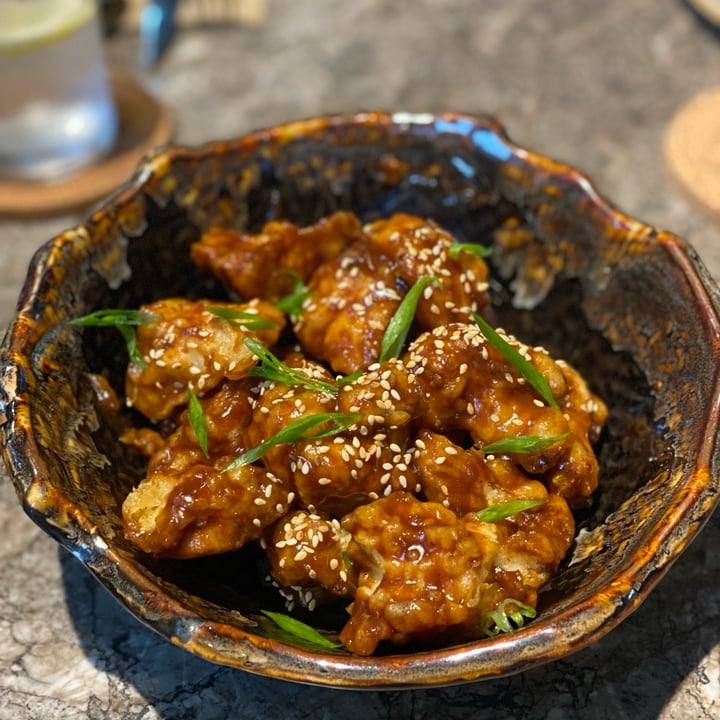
<box><xmin>140</xmin><ymin>0</ymin><xmax>178</xmax><ymax>66</ymax></box>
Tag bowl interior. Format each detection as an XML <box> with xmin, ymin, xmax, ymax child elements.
<box><xmin>2</xmin><ymin>112</ymin><xmax>719</xmax><ymax>686</ymax></box>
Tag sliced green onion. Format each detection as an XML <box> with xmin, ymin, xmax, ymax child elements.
<box><xmin>244</xmin><ymin>337</ymin><xmax>338</xmax><ymax>395</ymax></box>
<box><xmin>70</xmin><ymin>308</ymin><xmax>158</xmax><ymax>367</ymax></box>
<box><xmin>379</xmin><ymin>276</ymin><xmax>440</xmax><ymax>362</ymax></box>
<box><xmin>70</xmin><ymin>309</ymin><xmax>158</xmax><ymax>328</ymax></box>
<box><xmin>275</xmin><ymin>269</ymin><xmax>313</xmax><ymax>317</ymax></box>
<box><xmin>206</xmin><ymin>306</ymin><xmax>278</xmax><ymax>331</ymax></box>
<box><xmin>118</xmin><ymin>325</ymin><xmax>145</xmax><ymax>367</ymax></box>
<box><xmin>336</xmin><ymin>370</ymin><xmax>363</xmax><ymax>385</ymax></box>
<box><xmin>261</xmin><ymin>610</ymin><xmax>343</xmax><ymax>650</ymax></box>
<box><xmin>480</xmin><ymin>432</ymin><xmax>570</xmax><ymax>456</ymax></box>
<box><xmin>223</xmin><ymin>412</ymin><xmax>363</xmax><ymax>471</ymax></box>
<box><xmin>472</xmin><ymin>312</ymin><xmax>558</xmax><ymax>408</ymax></box>
<box><xmin>187</xmin><ymin>386</ymin><xmax>209</xmax><ymax>457</ymax></box>
<box><xmin>449</xmin><ymin>242</ymin><xmax>493</xmax><ymax>259</ymax></box>
<box><xmin>476</xmin><ymin>498</ymin><xmax>546</xmax><ymax>523</ymax></box>
<box><xmin>482</xmin><ymin>598</ymin><xmax>537</xmax><ymax>637</ymax></box>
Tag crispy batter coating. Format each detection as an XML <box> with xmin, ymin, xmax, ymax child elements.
<box><xmin>402</xmin><ymin>322</ymin><xmax>604</xmax><ymax>506</ymax></box>
<box><xmin>245</xmin><ymin>355</ymin><xmax>419</xmax><ymax>511</ymax></box>
<box><xmin>122</xmin><ymin>379</ymin><xmax>292</xmax><ymax>558</ymax></box>
<box><xmin>339</xmin><ymin>493</ymin><xmax>493</xmax><ymax>654</ymax></box>
<box><xmin>190</xmin><ymin>211</ymin><xmax>363</xmax><ymax>301</ymax></box>
<box><xmin>118</xmin><ymin>212</ymin><xmax>607</xmax><ymax>655</ymax></box>
<box><xmin>125</xmin><ymin>297</ymin><xmax>284</xmax><ymax>420</ymax></box>
<box><xmin>122</xmin><ymin>460</ymin><xmax>290</xmax><ymax>558</ymax></box>
<box><xmin>295</xmin><ymin>213</ymin><xmax>491</xmax><ymax>375</ymax></box>
<box><xmin>263</xmin><ymin>510</ymin><xmax>355</xmax><ymax>610</ymax></box>
<box><xmin>339</xmin><ymin>487</ymin><xmax>574</xmax><ymax>655</ymax></box>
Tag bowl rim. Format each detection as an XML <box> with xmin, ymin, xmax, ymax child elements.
<box><xmin>2</xmin><ymin>110</ymin><xmax>720</xmax><ymax>688</ymax></box>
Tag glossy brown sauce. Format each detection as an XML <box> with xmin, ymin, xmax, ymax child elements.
<box><xmin>116</xmin><ymin>212</ymin><xmax>607</xmax><ymax>655</ymax></box>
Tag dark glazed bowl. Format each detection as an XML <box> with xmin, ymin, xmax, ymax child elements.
<box><xmin>2</xmin><ymin>112</ymin><xmax>720</xmax><ymax>688</ymax></box>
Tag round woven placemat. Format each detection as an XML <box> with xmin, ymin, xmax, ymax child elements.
<box><xmin>665</xmin><ymin>85</ymin><xmax>720</xmax><ymax>219</ymax></box>
<box><xmin>0</xmin><ymin>66</ymin><xmax>173</xmax><ymax>217</ymax></box>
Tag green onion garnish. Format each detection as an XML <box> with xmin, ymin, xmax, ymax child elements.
<box><xmin>224</xmin><ymin>411</ymin><xmax>363</xmax><ymax>471</ymax></box>
<box><xmin>449</xmin><ymin>243</ymin><xmax>493</xmax><ymax>259</ymax></box>
<box><xmin>480</xmin><ymin>432</ymin><xmax>570</xmax><ymax>456</ymax></box>
<box><xmin>207</xmin><ymin>306</ymin><xmax>278</xmax><ymax>331</ymax></box>
<box><xmin>70</xmin><ymin>309</ymin><xmax>158</xmax><ymax>367</ymax></box>
<box><xmin>244</xmin><ymin>337</ymin><xmax>339</xmax><ymax>395</ymax></box>
<box><xmin>476</xmin><ymin>498</ymin><xmax>546</xmax><ymax>523</ymax></box>
<box><xmin>482</xmin><ymin>598</ymin><xmax>537</xmax><ymax>637</ymax></box>
<box><xmin>379</xmin><ymin>276</ymin><xmax>440</xmax><ymax>362</ymax></box>
<box><xmin>472</xmin><ymin>312</ymin><xmax>558</xmax><ymax>408</ymax></box>
<box><xmin>336</xmin><ymin>370</ymin><xmax>363</xmax><ymax>385</ymax></box>
<box><xmin>261</xmin><ymin>610</ymin><xmax>343</xmax><ymax>650</ymax></box>
<box><xmin>187</xmin><ymin>386</ymin><xmax>209</xmax><ymax>457</ymax></box>
<box><xmin>275</xmin><ymin>269</ymin><xmax>313</xmax><ymax>317</ymax></box>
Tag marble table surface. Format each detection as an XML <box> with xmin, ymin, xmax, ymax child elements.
<box><xmin>1</xmin><ymin>1</ymin><xmax>719</xmax><ymax>717</ymax></box>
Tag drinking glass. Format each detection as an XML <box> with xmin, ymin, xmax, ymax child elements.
<box><xmin>0</xmin><ymin>0</ymin><xmax>119</xmax><ymax>181</ymax></box>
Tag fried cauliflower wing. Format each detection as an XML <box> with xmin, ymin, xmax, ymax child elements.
<box><xmin>190</xmin><ymin>211</ymin><xmax>363</xmax><ymax>301</ymax></box>
<box><xmin>125</xmin><ymin>297</ymin><xmax>284</xmax><ymax>420</ymax></box>
<box><xmin>295</xmin><ymin>213</ymin><xmax>491</xmax><ymax>375</ymax></box>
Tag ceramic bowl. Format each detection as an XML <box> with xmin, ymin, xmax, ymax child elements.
<box><xmin>2</xmin><ymin>112</ymin><xmax>719</xmax><ymax>688</ymax></box>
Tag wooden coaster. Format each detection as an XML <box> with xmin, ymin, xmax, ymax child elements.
<box><xmin>684</xmin><ymin>0</ymin><xmax>720</xmax><ymax>29</ymax></box>
<box><xmin>665</xmin><ymin>85</ymin><xmax>720</xmax><ymax>220</ymax></box>
<box><xmin>0</xmin><ymin>66</ymin><xmax>173</xmax><ymax>217</ymax></box>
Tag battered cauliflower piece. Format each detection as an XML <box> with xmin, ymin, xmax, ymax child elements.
<box><xmin>402</xmin><ymin>322</ymin><xmax>606</xmax><ymax>506</ymax></box>
<box><xmin>263</xmin><ymin>510</ymin><xmax>355</xmax><ymax>611</ymax></box>
<box><xmin>339</xmin><ymin>492</ymin><xmax>494</xmax><ymax>655</ymax></box>
<box><xmin>121</xmin><ymin>379</ymin><xmax>293</xmax><ymax>558</ymax></box>
<box><xmin>190</xmin><ymin>211</ymin><xmax>363</xmax><ymax>301</ymax></box>
<box><xmin>125</xmin><ymin>297</ymin><xmax>284</xmax><ymax>420</ymax></box>
<box><xmin>295</xmin><ymin>213</ymin><xmax>491</xmax><ymax>375</ymax></box>
<box><xmin>122</xmin><ymin>460</ymin><xmax>290</xmax><ymax>558</ymax></box>
<box><xmin>339</xmin><ymin>487</ymin><xmax>574</xmax><ymax>655</ymax></box>
<box><xmin>245</xmin><ymin>355</ymin><xmax>419</xmax><ymax>510</ymax></box>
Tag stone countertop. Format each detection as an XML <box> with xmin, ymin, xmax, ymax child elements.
<box><xmin>1</xmin><ymin>1</ymin><xmax>719</xmax><ymax>717</ymax></box>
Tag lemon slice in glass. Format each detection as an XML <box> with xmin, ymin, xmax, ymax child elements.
<box><xmin>0</xmin><ymin>0</ymin><xmax>96</xmax><ymax>54</ymax></box>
